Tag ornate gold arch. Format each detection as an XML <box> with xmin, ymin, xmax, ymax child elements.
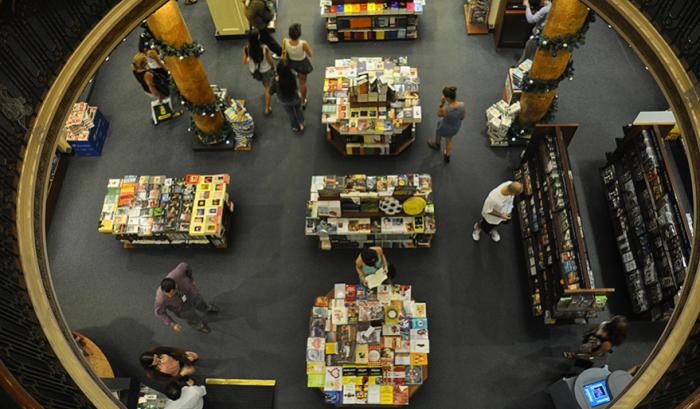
<box><xmin>14</xmin><ymin>0</ymin><xmax>700</xmax><ymax>407</ymax></box>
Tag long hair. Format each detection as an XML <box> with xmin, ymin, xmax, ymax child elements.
<box><xmin>132</xmin><ymin>52</ymin><xmax>148</xmax><ymax>71</ymax></box>
<box><xmin>604</xmin><ymin>315</ymin><xmax>629</xmax><ymax>346</ymax></box>
<box><xmin>247</xmin><ymin>28</ymin><xmax>264</xmax><ymax>64</ymax></box>
<box><xmin>139</xmin><ymin>347</ymin><xmax>189</xmax><ymax>383</ymax></box>
<box><xmin>276</xmin><ymin>60</ymin><xmax>298</xmax><ymax>100</ymax></box>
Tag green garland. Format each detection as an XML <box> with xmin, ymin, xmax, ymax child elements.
<box><xmin>520</xmin><ymin>60</ymin><xmax>575</xmax><ymax>93</ymax></box>
<box><xmin>140</xmin><ymin>30</ymin><xmax>205</xmax><ymax>59</ymax></box>
<box><xmin>189</xmin><ymin>118</ymin><xmax>234</xmax><ymax>145</ymax></box>
<box><xmin>533</xmin><ymin>11</ymin><xmax>596</xmax><ymax>57</ymax></box>
<box><xmin>170</xmin><ymin>82</ymin><xmax>227</xmax><ymax>117</ymax></box>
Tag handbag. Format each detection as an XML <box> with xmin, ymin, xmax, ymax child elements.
<box><xmin>151</xmin><ymin>97</ymin><xmax>174</xmax><ymax>125</ymax></box>
<box><xmin>280</xmin><ymin>38</ymin><xmax>288</xmax><ymax>62</ymax></box>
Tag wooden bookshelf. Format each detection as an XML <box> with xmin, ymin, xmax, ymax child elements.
<box><xmin>601</xmin><ymin>123</ymin><xmax>691</xmax><ymax>319</ymax></box>
<box><xmin>465</xmin><ymin>3</ymin><xmax>489</xmax><ymax>35</ymax></box>
<box><xmin>514</xmin><ymin>125</ymin><xmax>613</xmax><ymax>325</ymax></box>
<box><xmin>306</xmin><ymin>175</ymin><xmax>436</xmax><ymax>250</ymax></box>
<box><xmin>321</xmin><ymin>0</ymin><xmax>424</xmax><ymax>42</ymax></box>
<box><xmin>493</xmin><ymin>0</ymin><xmax>531</xmax><ymax>48</ymax></box>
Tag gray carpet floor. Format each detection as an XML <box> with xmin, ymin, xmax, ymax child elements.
<box><xmin>47</xmin><ymin>1</ymin><xmax>672</xmax><ymax>408</ymax></box>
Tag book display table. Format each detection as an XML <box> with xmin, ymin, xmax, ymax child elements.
<box><xmin>98</xmin><ymin>173</ymin><xmax>233</xmax><ymax>249</ymax></box>
<box><xmin>320</xmin><ymin>0</ymin><xmax>425</xmax><ymax>42</ymax></box>
<box><xmin>513</xmin><ymin>125</ymin><xmax>614</xmax><ymax>325</ymax></box>
<box><xmin>64</xmin><ymin>102</ymin><xmax>109</xmax><ymax>156</ymax></box>
<box><xmin>322</xmin><ymin>57</ymin><xmax>421</xmax><ymax>156</ymax></box>
<box><xmin>307</xmin><ymin>283</ymin><xmax>429</xmax><ymax>406</ymax></box>
<box><xmin>305</xmin><ymin>174</ymin><xmax>436</xmax><ymax>250</ymax></box>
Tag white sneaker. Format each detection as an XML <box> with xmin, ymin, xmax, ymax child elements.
<box><xmin>472</xmin><ymin>224</ymin><xmax>481</xmax><ymax>241</ymax></box>
<box><xmin>490</xmin><ymin>229</ymin><xmax>501</xmax><ymax>242</ymax></box>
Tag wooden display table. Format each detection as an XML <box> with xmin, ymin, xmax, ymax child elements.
<box><xmin>306</xmin><ymin>283</ymin><xmax>429</xmax><ymax>406</ymax></box>
<box><xmin>72</xmin><ymin>332</ymin><xmax>114</xmax><ymax>378</ymax></box>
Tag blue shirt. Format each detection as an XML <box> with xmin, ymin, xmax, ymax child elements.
<box><xmin>526</xmin><ymin>3</ymin><xmax>551</xmax><ymax>25</ymax></box>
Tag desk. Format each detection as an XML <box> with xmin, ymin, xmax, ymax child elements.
<box><xmin>72</xmin><ymin>332</ymin><xmax>114</xmax><ymax>378</ymax></box>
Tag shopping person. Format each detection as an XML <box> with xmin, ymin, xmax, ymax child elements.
<box><xmin>355</xmin><ymin>247</ymin><xmax>394</xmax><ymax>287</ymax></box>
<box><xmin>243</xmin><ymin>28</ymin><xmax>275</xmax><ymax>116</ymax></box>
<box><xmin>132</xmin><ymin>52</ymin><xmax>169</xmax><ymax>101</ymax></box>
<box><xmin>154</xmin><ymin>262</ymin><xmax>219</xmax><ymax>334</ymax></box>
<box><xmin>518</xmin><ymin>0</ymin><xmax>552</xmax><ymax>64</ymax></box>
<box><xmin>274</xmin><ymin>60</ymin><xmax>305</xmax><ymax>132</ymax></box>
<box><xmin>282</xmin><ymin>23</ymin><xmax>314</xmax><ymax>108</ymax></box>
<box><xmin>427</xmin><ymin>86</ymin><xmax>466</xmax><ymax>163</ymax></box>
<box><xmin>564</xmin><ymin>316</ymin><xmax>629</xmax><ymax>369</ymax></box>
<box><xmin>139</xmin><ymin>346</ymin><xmax>199</xmax><ymax>384</ymax></box>
<box><xmin>472</xmin><ymin>181</ymin><xmax>523</xmax><ymax>243</ymax></box>
<box><xmin>241</xmin><ymin>0</ymin><xmax>282</xmax><ymax>56</ymax></box>
<box><xmin>164</xmin><ymin>384</ymin><xmax>207</xmax><ymax>409</ymax></box>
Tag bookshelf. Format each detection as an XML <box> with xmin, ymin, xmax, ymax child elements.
<box><xmin>305</xmin><ymin>174</ymin><xmax>436</xmax><ymax>250</ymax></box>
<box><xmin>320</xmin><ymin>0</ymin><xmax>425</xmax><ymax>42</ymax></box>
<box><xmin>465</xmin><ymin>1</ymin><xmax>489</xmax><ymax>35</ymax></box>
<box><xmin>493</xmin><ymin>0</ymin><xmax>531</xmax><ymax>48</ymax></box>
<box><xmin>98</xmin><ymin>173</ymin><xmax>234</xmax><ymax>249</ymax></box>
<box><xmin>307</xmin><ymin>283</ymin><xmax>429</xmax><ymax>405</ymax></box>
<box><xmin>322</xmin><ymin>57</ymin><xmax>421</xmax><ymax>156</ymax></box>
<box><xmin>600</xmin><ymin>124</ymin><xmax>692</xmax><ymax>320</ymax></box>
<box><xmin>514</xmin><ymin>125</ymin><xmax>614</xmax><ymax>325</ymax></box>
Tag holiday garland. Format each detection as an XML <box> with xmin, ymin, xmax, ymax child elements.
<box><xmin>140</xmin><ymin>29</ymin><xmax>205</xmax><ymax>60</ymax></box>
<box><xmin>532</xmin><ymin>11</ymin><xmax>596</xmax><ymax>57</ymax></box>
<box><xmin>169</xmin><ymin>83</ymin><xmax>232</xmax><ymax>145</ymax></box>
<box><xmin>189</xmin><ymin>118</ymin><xmax>234</xmax><ymax>146</ymax></box>
<box><xmin>520</xmin><ymin>60</ymin><xmax>575</xmax><ymax>93</ymax></box>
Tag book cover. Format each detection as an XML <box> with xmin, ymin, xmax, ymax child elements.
<box><xmin>324</xmin><ymin>366</ymin><xmax>342</xmax><ymax>391</ymax></box>
<box><xmin>347</xmin><ymin>303</ymin><xmax>359</xmax><ymax>324</ymax></box>
<box><xmin>380</xmin><ymin>347</ymin><xmax>395</xmax><ymax>366</ymax></box>
<box><xmin>368</xmin><ymin>344</ymin><xmax>381</xmax><ymax>366</ymax></box>
<box><xmin>326</xmin><ymin>342</ymin><xmax>337</xmax><ymax>355</ymax></box>
<box><xmin>331</xmin><ymin>306</ymin><xmax>348</xmax><ymax>326</ymax></box>
<box><xmin>384</xmin><ymin>305</ymin><xmax>400</xmax><ymax>325</ymax></box>
<box><xmin>410</xmin><ymin>328</ymin><xmax>429</xmax><ymax>340</ymax></box>
<box><xmin>411</xmin><ymin>302</ymin><xmax>427</xmax><ymax>318</ymax></box>
<box><xmin>307</xmin><ymin>337</ymin><xmax>325</xmax><ymax>362</ymax></box>
<box><xmin>355</xmin><ymin>344</ymin><xmax>369</xmax><ymax>365</ymax></box>
<box><xmin>345</xmin><ymin>284</ymin><xmax>357</xmax><ymax>302</ymax></box>
<box><xmin>334</xmin><ymin>284</ymin><xmax>346</xmax><ymax>299</ymax></box>
<box><xmin>342</xmin><ymin>383</ymin><xmax>357</xmax><ymax>404</ymax></box>
<box><xmin>411</xmin><ymin>318</ymin><xmax>428</xmax><ymax>330</ymax></box>
<box><xmin>410</xmin><ymin>340</ymin><xmax>430</xmax><ymax>353</ymax></box>
<box><xmin>368</xmin><ymin>384</ymin><xmax>381</xmax><ymax>404</ymax></box>
<box><xmin>307</xmin><ymin>373</ymin><xmax>324</xmax><ymax>388</ymax></box>
<box><xmin>324</xmin><ymin>390</ymin><xmax>341</xmax><ymax>405</ymax></box>
<box><xmin>405</xmin><ymin>365</ymin><xmax>423</xmax><ymax>384</ymax></box>
<box><xmin>342</xmin><ymin>366</ymin><xmax>357</xmax><ymax>385</ymax></box>
<box><xmin>395</xmin><ymin>352</ymin><xmax>410</xmax><ymax>366</ymax></box>
<box><xmin>393</xmin><ymin>385</ymin><xmax>409</xmax><ymax>405</ymax></box>
<box><xmin>379</xmin><ymin>385</ymin><xmax>394</xmax><ymax>404</ymax></box>
<box><xmin>384</xmin><ymin>366</ymin><xmax>406</xmax><ymax>385</ymax></box>
<box><xmin>410</xmin><ymin>352</ymin><xmax>428</xmax><ymax>366</ymax></box>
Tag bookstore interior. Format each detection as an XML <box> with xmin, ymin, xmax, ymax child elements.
<box><xmin>30</xmin><ymin>0</ymin><xmax>698</xmax><ymax>409</ymax></box>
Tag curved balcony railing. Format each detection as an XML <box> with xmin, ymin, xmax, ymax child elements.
<box><xmin>0</xmin><ymin>1</ymin><xmax>698</xmax><ymax>408</ymax></box>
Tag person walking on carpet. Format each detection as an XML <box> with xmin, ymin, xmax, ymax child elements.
<box><xmin>154</xmin><ymin>262</ymin><xmax>219</xmax><ymax>334</ymax></box>
<box><xmin>274</xmin><ymin>60</ymin><xmax>305</xmax><ymax>132</ymax></box>
<box><xmin>428</xmin><ymin>86</ymin><xmax>466</xmax><ymax>163</ymax></box>
<box><xmin>243</xmin><ymin>28</ymin><xmax>275</xmax><ymax>116</ymax></box>
<box><xmin>472</xmin><ymin>181</ymin><xmax>523</xmax><ymax>243</ymax></box>
<box><xmin>241</xmin><ymin>0</ymin><xmax>282</xmax><ymax>56</ymax></box>
<box><xmin>282</xmin><ymin>23</ymin><xmax>314</xmax><ymax>108</ymax></box>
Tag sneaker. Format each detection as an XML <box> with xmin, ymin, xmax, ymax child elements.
<box><xmin>490</xmin><ymin>230</ymin><xmax>501</xmax><ymax>242</ymax></box>
<box><xmin>472</xmin><ymin>224</ymin><xmax>481</xmax><ymax>241</ymax></box>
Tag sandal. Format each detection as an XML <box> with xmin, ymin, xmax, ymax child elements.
<box><xmin>302</xmin><ymin>99</ymin><xmax>308</xmax><ymax>110</ymax></box>
<box><xmin>563</xmin><ymin>352</ymin><xmax>576</xmax><ymax>359</ymax></box>
<box><xmin>264</xmin><ymin>109</ymin><xmax>272</xmax><ymax>116</ymax></box>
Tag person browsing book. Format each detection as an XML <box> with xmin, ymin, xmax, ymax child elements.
<box><xmin>154</xmin><ymin>262</ymin><xmax>219</xmax><ymax>334</ymax></box>
<box><xmin>243</xmin><ymin>28</ymin><xmax>275</xmax><ymax>116</ymax></box>
<box><xmin>355</xmin><ymin>247</ymin><xmax>394</xmax><ymax>287</ymax></box>
<box><xmin>472</xmin><ymin>181</ymin><xmax>523</xmax><ymax>243</ymax></box>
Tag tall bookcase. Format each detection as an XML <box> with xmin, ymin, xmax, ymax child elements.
<box><xmin>320</xmin><ymin>0</ymin><xmax>425</xmax><ymax>42</ymax></box>
<box><xmin>514</xmin><ymin>125</ymin><xmax>614</xmax><ymax>325</ymax></box>
<box><xmin>322</xmin><ymin>57</ymin><xmax>421</xmax><ymax>156</ymax></box>
<box><xmin>305</xmin><ymin>174</ymin><xmax>436</xmax><ymax>250</ymax></box>
<box><xmin>600</xmin><ymin>124</ymin><xmax>692</xmax><ymax>319</ymax></box>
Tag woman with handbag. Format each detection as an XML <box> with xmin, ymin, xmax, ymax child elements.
<box><xmin>282</xmin><ymin>23</ymin><xmax>313</xmax><ymax>109</ymax></box>
<box><xmin>243</xmin><ymin>28</ymin><xmax>275</xmax><ymax>116</ymax></box>
<box><xmin>274</xmin><ymin>60</ymin><xmax>305</xmax><ymax>132</ymax></box>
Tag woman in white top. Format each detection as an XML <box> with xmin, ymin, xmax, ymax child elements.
<box><xmin>282</xmin><ymin>23</ymin><xmax>313</xmax><ymax>108</ymax></box>
<box><xmin>243</xmin><ymin>28</ymin><xmax>275</xmax><ymax>115</ymax></box>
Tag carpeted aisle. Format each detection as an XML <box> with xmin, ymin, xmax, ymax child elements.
<box><xmin>47</xmin><ymin>1</ymin><xmax>669</xmax><ymax>408</ymax></box>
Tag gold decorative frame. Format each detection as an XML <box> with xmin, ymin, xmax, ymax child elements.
<box><xmin>13</xmin><ymin>0</ymin><xmax>700</xmax><ymax>407</ymax></box>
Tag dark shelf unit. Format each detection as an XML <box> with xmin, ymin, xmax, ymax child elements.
<box><xmin>514</xmin><ymin>124</ymin><xmax>614</xmax><ymax>325</ymax></box>
<box><xmin>600</xmin><ymin>124</ymin><xmax>692</xmax><ymax>319</ymax></box>
<box><xmin>321</xmin><ymin>0</ymin><xmax>422</xmax><ymax>42</ymax></box>
<box><xmin>493</xmin><ymin>0</ymin><xmax>532</xmax><ymax>48</ymax></box>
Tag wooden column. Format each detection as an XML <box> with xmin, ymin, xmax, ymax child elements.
<box><xmin>147</xmin><ymin>0</ymin><xmax>224</xmax><ymax>136</ymax></box>
<box><xmin>519</xmin><ymin>0</ymin><xmax>589</xmax><ymax>125</ymax></box>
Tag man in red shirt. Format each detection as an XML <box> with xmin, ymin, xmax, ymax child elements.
<box><xmin>154</xmin><ymin>262</ymin><xmax>219</xmax><ymax>334</ymax></box>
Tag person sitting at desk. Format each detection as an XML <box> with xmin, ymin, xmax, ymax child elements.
<box><xmin>355</xmin><ymin>247</ymin><xmax>394</xmax><ymax>287</ymax></box>
<box><xmin>518</xmin><ymin>0</ymin><xmax>552</xmax><ymax>64</ymax></box>
<box><xmin>140</xmin><ymin>346</ymin><xmax>199</xmax><ymax>385</ymax></box>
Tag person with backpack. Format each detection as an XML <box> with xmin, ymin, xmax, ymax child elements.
<box><xmin>241</xmin><ymin>0</ymin><xmax>282</xmax><ymax>56</ymax></box>
<box><xmin>243</xmin><ymin>29</ymin><xmax>275</xmax><ymax>116</ymax></box>
<box><xmin>274</xmin><ymin>60</ymin><xmax>304</xmax><ymax>132</ymax></box>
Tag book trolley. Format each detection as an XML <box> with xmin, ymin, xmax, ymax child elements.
<box><xmin>322</xmin><ymin>57</ymin><xmax>421</xmax><ymax>156</ymax></box>
<box><xmin>305</xmin><ymin>174</ymin><xmax>436</xmax><ymax>250</ymax></box>
<box><xmin>513</xmin><ymin>125</ymin><xmax>614</xmax><ymax>325</ymax></box>
<box><xmin>307</xmin><ymin>283</ymin><xmax>429</xmax><ymax>406</ymax></box>
<box><xmin>98</xmin><ymin>173</ymin><xmax>233</xmax><ymax>249</ymax></box>
<box><xmin>320</xmin><ymin>0</ymin><xmax>425</xmax><ymax>42</ymax></box>
<box><xmin>600</xmin><ymin>123</ymin><xmax>692</xmax><ymax>319</ymax></box>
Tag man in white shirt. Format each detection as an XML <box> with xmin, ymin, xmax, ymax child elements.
<box><xmin>472</xmin><ymin>181</ymin><xmax>523</xmax><ymax>243</ymax></box>
<box><xmin>164</xmin><ymin>385</ymin><xmax>207</xmax><ymax>409</ymax></box>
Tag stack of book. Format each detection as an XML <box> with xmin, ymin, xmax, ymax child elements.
<box><xmin>601</xmin><ymin>126</ymin><xmax>691</xmax><ymax>319</ymax></box>
<box><xmin>224</xmin><ymin>99</ymin><xmax>255</xmax><ymax>151</ymax></box>
<box><xmin>486</xmin><ymin>100</ymin><xmax>519</xmax><ymax>147</ymax></box>
<box><xmin>320</xmin><ymin>1</ymin><xmax>424</xmax><ymax>42</ymax></box>
<box><xmin>306</xmin><ymin>174</ymin><xmax>436</xmax><ymax>250</ymax></box>
<box><xmin>468</xmin><ymin>0</ymin><xmax>489</xmax><ymax>24</ymax></box>
<box><xmin>323</xmin><ymin>57</ymin><xmax>421</xmax><ymax>156</ymax></box>
<box><xmin>64</xmin><ymin>102</ymin><xmax>109</xmax><ymax>156</ymax></box>
<box><xmin>307</xmin><ymin>283</ymin><xmax>429</xmax><ymax>406</ymax></box>
<box><xmin>98</xmin><ymin>173</ymin><xmax>233</xmax><ymax>248</ymax></box>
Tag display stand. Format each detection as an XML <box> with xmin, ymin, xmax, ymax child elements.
<box><xmin>600</xmin><ymin>123</ymin><xmax>691</xmax><ymax>319</ymax></box>
<box><xmin>322</xmin><ymin>57</ymin><xmax>421</xmax><ymax>156</ymax></box>
<box><xmin>207</xmin><ymin>0</ymin><xmax>277</xmax><ymax>38</ymax></box>
<box><xmin>307</xmin><ymin>283</ymin><xmax>429</xmax><ymax>406</ymax></box>
<box><xmin>493</xmin><ymin>0</ymin><xmax>531</xmax><ymax>48</ymax></box>
<box><xmin>320</xmin><ymin>0</ymin><xmax>425</xmax><ymax>42</ymax></box>
<box><xmin>98</xmin><ymin>173</ymin><xmax>233</xmax><ymax>249</ymax></box>
<box><xmin>514</xmin><ymin>125</ymin><xmax>614</xmax><ymax>325</ymax></box>
<box><xmin>306</xmin><ymin>174</ymin><xmax>436</xmax><ymax>250</ymax></box>
<box><xmin>465</xmin><ymin>2</ymin><xmax>489</xmax><ymax>35</ymax></box>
